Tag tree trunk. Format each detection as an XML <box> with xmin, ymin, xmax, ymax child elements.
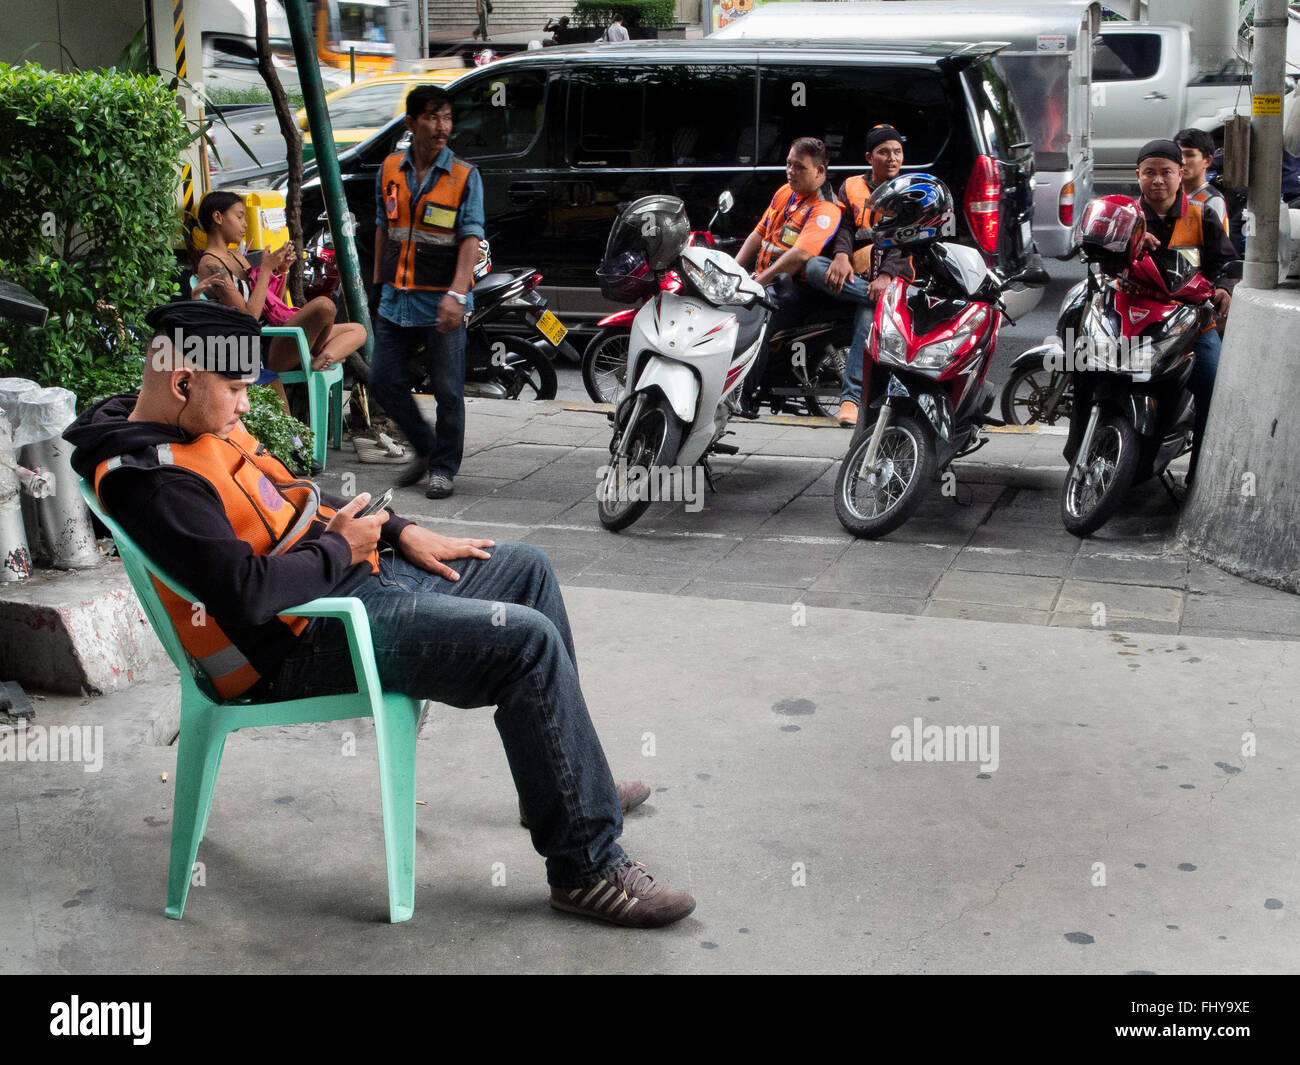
<box><xmin>255</xmin><ymin>0</ymin><xmax>305</xmax><ymax>306</ymax></box>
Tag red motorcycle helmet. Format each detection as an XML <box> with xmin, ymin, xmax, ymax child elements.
<box><xmin>1078</xmin><ymin>195</ymin><xmax>1145</xmax><ymax>264</ymax></box>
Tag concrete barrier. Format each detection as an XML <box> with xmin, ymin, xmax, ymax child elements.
<box><xmin>0</xmin><ymin>559</ymin><xmax>167</xmax><ymax>695</ymax></box>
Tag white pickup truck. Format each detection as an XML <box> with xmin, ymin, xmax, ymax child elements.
<box><xmin>1092</xmin><ymin>20</ymin><xmax>1255</xmax><ymax>183</ymax></box>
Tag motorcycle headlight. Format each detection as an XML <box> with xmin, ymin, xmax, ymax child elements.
<box><xmin>912</xmin><ymin>306</ymin><xmax>988</xmax><ymax>369</ymax></box>
<box><xmin>874</xmin><ymin>284</ymin><xmax>909</xmax><ymax>366</ymax></box>
<box><xmin>681</xmin><ymin>256</ymin><xmax>751</xmax><ymax>306</ymax></box>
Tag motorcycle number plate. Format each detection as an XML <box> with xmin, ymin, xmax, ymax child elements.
<box><xmin>535</xmin><ymin>310</ymin><xmax>568</xmax><ymax>347</ymax></box>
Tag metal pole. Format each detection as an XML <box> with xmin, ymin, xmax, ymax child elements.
<box><xmin>1243</xmin><ymin>0</ymin><xmax>1286</xmax><ymax>291</ymax></box>
<box><xmin>282</xmin><ymin>0</ymin><xmax>374</xmax><ymax>364</ymax></box>
<box><xmin>350</xmin><ymin>46</ymin><xmax>356</xmax><ymax>83</ymax></box>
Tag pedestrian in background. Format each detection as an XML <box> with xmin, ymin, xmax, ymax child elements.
<box><xmin>473</xmin><ymin>0</ymin><xmax>492</xmax><ymax>41</ymax></box>
<box><xmin>601</xmin><ymin>13</ymin><xmax>630</xmax><ymax>42</ymax></box>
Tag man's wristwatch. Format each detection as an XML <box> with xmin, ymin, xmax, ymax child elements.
<box><xmin>446</xmin><ymin>290</ymin><xmax>468</xmax><ymax>305</ymax></box>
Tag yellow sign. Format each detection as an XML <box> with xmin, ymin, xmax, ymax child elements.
<box><xmin>1252</xmin><ymin>94</ymin><xmax>1283</xmax><ymax>116</ymax></box>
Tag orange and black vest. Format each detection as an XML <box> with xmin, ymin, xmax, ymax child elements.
<box><xmin>841</xmin><ymin>174</ymin><xmax>915</xmax><ymax>281</ymax></box>
<box><xmin>93</xmin><ymin>423</ymin><xmax>379</xmax><ymax>698</ymax></box>
<box><xmin>1164</xmin><ymin>193</ymin><xmax>1206</xmax><ymax>268</ymax></box>
<box><xmin>380</xmin><ymin>151</ymin><xmax>475</xmax><ymax>291</ymax></box>
<box><xmin>754</xmin><ymin>182</ymin><xmax>841</xmax><ymax>276</ymax></box>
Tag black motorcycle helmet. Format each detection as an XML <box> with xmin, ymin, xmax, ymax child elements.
<box><xmin>596</xmin><ymin>249</ymin><xmax>654</xmax><ymax>303</ymax></box>
<box><xmin>868</xmin><ymin>173</ymin><xmax>954</xmax><ymax>247</ymax></box>
<box><xmin>604</xmin><ymin>195</ymin><xmax>691</xmax><ymax>271</ymax></box>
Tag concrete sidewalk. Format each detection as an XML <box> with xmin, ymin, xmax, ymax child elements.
<box><xmin>2</xmin><ymin>398</ymin><xmax>1295</xmax><ymax>973</ymax></box>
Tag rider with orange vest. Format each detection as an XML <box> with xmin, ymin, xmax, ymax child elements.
<box><xmin>805</xmin><ymin>124</ymin><xmax>917</xmax><ymax>426</ymax></box>
<box><xmin>370</xmin><ymin>84</ymin><xmax>485</xmax><ymax>501</ymax></box>
<box><xmin>735</xmin><ymin>136</ymin><xmax>843</xmax><ymax>415</ymax></box>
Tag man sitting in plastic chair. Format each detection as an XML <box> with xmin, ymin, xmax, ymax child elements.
<box><xmin>64</xmin><ymin>300</ymin><xmax>695</xmax><ymax>930</ymax></box>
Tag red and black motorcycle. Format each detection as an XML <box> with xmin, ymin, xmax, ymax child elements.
<box><xmin>1059</xmin><ymin>195</ymin><xmax>1215</xmax><ymax>537</ymax></box>
<box><xmin>834</xmin><ymin>174</ymin><xmax>1047</xmax><ymax>538</ymax></box>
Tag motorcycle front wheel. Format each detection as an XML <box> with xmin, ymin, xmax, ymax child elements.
<box><xmin>834</xmin><ymin>412</ymin><xmax>935</xmax><ymax>538</ymax></box>
<box><xmin>582</xmin><ymin>327</ymin><xmax>630</xmax><ymax>404</ymax></box>
<box><xmin>1060</xmin><ymin>412</ymin><xmax>1139</xmax><ymax>537</ymax></box>
<box><xmin>1000</xmin><ymin>366</ymin><xmax>1072</xmax><ymax>426</ymax></box>
<box><xmin>492</xmin><ymin>336</ymin><xmax>558</xmax><ymax>400</ymax></box>
<box><xmin>597</xmin><ymin>395</ymin><xmax>684</xmax><ymax>532</ymax></box>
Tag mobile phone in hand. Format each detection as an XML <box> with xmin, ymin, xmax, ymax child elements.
<box><xmin>356</xmin><ymin>488</ymin><xmax>392</xmax><ymax>518</ymax></box>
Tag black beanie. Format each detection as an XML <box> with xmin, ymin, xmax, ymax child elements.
<box><xmin>866</xmin><ymin>125</ymin><xmax>904</xmax><ymax>152</ymax></box>
<box><xmin>1137</xmin><ymin>138</ymin><xmax>1182</xmax><ymax>166</ymax></box>
<box><xmin>144</xmin><ymin>300</ymin><xmax>266</xmax><ymax>382</ymax></box>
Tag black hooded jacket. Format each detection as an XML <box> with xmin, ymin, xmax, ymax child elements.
<box><xmin>65</xmin><ymin>394</ymin><xmax>411</xmax><ymax>683</ymax></box>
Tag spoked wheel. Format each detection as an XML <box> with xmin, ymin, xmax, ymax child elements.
<box><xmin>597</xmin><ymin>395</ymin><xmax>684</xmax><ymax>532</ymax></box>
<box><xmin>1000</xmin><ymin>366</ymin><xmax>1073</xmax><ymax>426</ymax></box>
<box><xmin>582</xmin><ymin>327</ymin><xmax>630</xmax><ymax>404</ymax></box>
<box><xmin>1061</xmin><ymin>412</ymin><xmax>1140</xmax><ymax>537</ymax></box>
<box><xmin>493</xmin><ymin>337</ymin><xmax>558</xmax><ymax>400</ymax></box>
<box><xmin>834</xmin><ymin>412</ymin><xmax>935</xmax><ymax>538</ymax></box>
<box><xmin>806</xmin><ymin>342</ymin><xmax>847</xmax><ymax>418</ymax></box>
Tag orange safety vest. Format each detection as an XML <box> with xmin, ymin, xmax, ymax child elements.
<box><xmin>754</xmin><ymin>183</ymin><xmax>841</xmax><ymax>276</ymax></box>
<box><xmin>1188</xmin><ymin>185</ymin><xmax>1230</xmax><ymax>237</ymax></box>
<box><xmin>380</xmin><ymin>151</ymin><xmax>475</xmax><ymax>291</ymax></box>
<box><xmin>842</xmin><ymin>174</ymin><xmax>880</xmax><ymax>276</ymax></box>
<box><xmin>93</xmin><ymin>423</ymin><xmax>379</xmax><ymax>698</ymax></box>
<box><xmin>1164</xmin><ymin>193</ymin><xmax>1206</xmax><ymax>269</ymax></box>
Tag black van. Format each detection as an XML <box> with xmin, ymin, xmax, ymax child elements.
<box><xmin>291</xmin><ymin>40</ymin><xmax>1037</xmax><ymax>322</ymax></box>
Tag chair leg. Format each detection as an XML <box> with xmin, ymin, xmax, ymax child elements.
<box><xmin>372</xmin><ymin>694</ymin><xmax>421</xmax><ymax>923</ymax></box>
<box><xmin>166</xmin><ymin>709</ymin><xmax>227</xmax><ymax>920</ymax></box>
<box><xmin>311</xmin><ymin>376</ymin><xmax>329</xmax><ymax>471</ymax></box>
<box><xmin>330</xmin><ymin>379</ymin><xmax>343</xmax><ymax>452</ymax></box>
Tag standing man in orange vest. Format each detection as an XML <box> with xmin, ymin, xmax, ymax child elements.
<box><xmin>65</xmin><ymin>300</ymin><xmax>693</xmax><ymax>928</ymax></box>
<box><xmin>805</xmin><ymin>125</ymin><xmax>916</xmax><ymax>426</ymax></box>
<box><xmin>735</xmin><ymin>136</ymin><xmax>843</xmax><ymax>415</ymax></box>
<box><xmin>371</xmin><ymin>86</ymin><xmax>485</xmax><ymax>500</ymax></box>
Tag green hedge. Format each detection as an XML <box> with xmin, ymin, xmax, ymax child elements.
<box><xmin>0</xmin><ymin>63</ymin><xmax>189</xmax><ymax>406</ymax></box>
<box><xmin>571</xmin><ymin>0</ymin><xmax>677</xmax><ymax>29</ymax></box>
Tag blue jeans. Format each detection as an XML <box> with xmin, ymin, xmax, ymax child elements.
<box><xmin>1187</xmin><ymin>326</ymin><xmax>1221</xmax><ymax>480</ymax></box>
<box><xmin>805</xmin><ymin>255</ymin><xmax>874</xmax><ymax>405</ymax></box>
<box><xmin>256</xmin><ymin>543</ymin><xmax>626</xmax><ymax>889</ymax></box>
<box><xmin>370</xmin><ymin>314</ymin><xmax>466</xmax><ymax>479</ymax></box>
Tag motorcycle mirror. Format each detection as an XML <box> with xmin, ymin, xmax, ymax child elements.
<box><xmin>717</xmin><ymin>191</ymin><xmax>734</xmax><ymax>215</ymax></box>
<box><xmin>1006</xmin><ymin>267</ymin><xmax>1051</xmax><ymax>288</ymax></box>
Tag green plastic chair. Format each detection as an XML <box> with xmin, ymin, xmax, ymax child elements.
<box><xmin>79</xmin><ymin>480</ymin><xmax>421</xmax><ymax>923</ymax></box>
<box><xmin>262</xmin><ymin>325</ymin><xmax>344</xmax><ymax>471</ymax></box>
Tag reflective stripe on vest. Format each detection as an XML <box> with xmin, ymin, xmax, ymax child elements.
<box><xmin>93</xmin><ymin>423</ymin><xmax>380</xmax><ymax>698</ymax></box>
<box><xmin>1167</xmin><ymin>195</ymin><xmax>1204</xmax><ymax>269</ymax></box>
<box><xmin>380</xmin><ymin>151</ymin><xmax>473</xmax><ymax>291</ymax></box>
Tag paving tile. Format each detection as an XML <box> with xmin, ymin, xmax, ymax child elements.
<box><xmin>1177</xmin><ymin>626</ymin><xmax>1295</xmax><ymax>642</ymax></box>
<box><xmin>808</xmin><ymin>563</ymin><xmax>943</xmax><ymax>598</ymax></box>
<box><xmin>951</xmin><ymin>547</ymin><xmax>1074</xmax><ymax>578</ymax></box>
<box><xmin>1068</xmin><ymin>553</ymin><xmax>1189</xmax><ymax>588</ymax></box>
<box><xmin>753</xmin><ymin>498</ymin><xmax>851</xmax><ymax>538</ymax></box>
<box><xmin>930</xmin><ymin>570</ymin><xmax>1062</xmax><ymax>611</ymax></box>
<box><xmin>1181</xmin><ymin>595</ymin><xmax>1300</xmax><ymax>637</ymax></box>
<box><xmin>969</xmin><ymin>523</ymin><xmax>1082</xmax><ymax>554</ymax></box>
<box><xmin>1055</xmin><ymin>580</ymin><xmax>1184</xmax><ymax>623</ymax></box>
<box><xmin>799</xmin><ymin>590</ymin><xmax>925</xmax><ymax>615</ymax></box>
<box><xmin>561</xmin><ymin>572</ymin><xmax>694</xmax><ymax>595</ymax></box>
<box><xmin>454</xmin><ymin>497</ymin><xmax>579</xmax><ymax>525</ymax></box>
<box><xmin>493</xmin><ymin>479</ymin><xmax>597</xmax><ymax>503</ymax></box>
<box><xmin>677</xmin><ymin>581</ymin><xmax>805</xmax><ymax>606</ymax></box>
<box><xmin>1049</xmin><ymin>614</ymin><xmax>1181</xmax><ymax>636</ymax></box>
<box><xmin>1185</xmin><ymin>561</ymin><xmax>1299</xmax><ymax>601</ymax></box>
<box><xmin>923</xmin><ymin>601</ymin><xmax>1050</xmax><ymax>625</ymax></box>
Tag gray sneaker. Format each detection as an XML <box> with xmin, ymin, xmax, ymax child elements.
<box><xmin>425</xmin><ymin>473</ymin><xmax>454</xmax><ymax>499</ymax></box>
<box><xmin>551</xmin><ymin>859</ymin><xmax>696</xmax><ymax>928</ymax></box>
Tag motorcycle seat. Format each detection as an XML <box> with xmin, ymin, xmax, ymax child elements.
<box><xmin>472</xmin><ymin>270</ymin><xmax>532</xmax><ymax>302</ymax></box>
<box><xmin>732</xmin><ymin>300</ymin><xmax>768</xmax><ymax>355</ymax></box>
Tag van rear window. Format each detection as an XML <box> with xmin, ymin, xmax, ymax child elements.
<box><xmin>756</xmin><ymin>65</ymin><xmax>954</xmax><ymax>168</ymax></box>
<box><xmin>1094</xmin><ymin>34</ymin><xmax>1162</xmax><ymax>82</ymax></box>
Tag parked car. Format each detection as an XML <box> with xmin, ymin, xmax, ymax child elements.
<box><xmin>295</xmin><ymin>67</ymin><xmax>466</xmax><ymax>162</ymax></box>
<box><xmin>283</xmin><ymin>40</ymin><xmax>1040</xmax><ymax>324</ymax></box>
<box><xmin>712</xmin><ymin>0</ymin><xmax>1100</xmax><ymax>261</ymax></box>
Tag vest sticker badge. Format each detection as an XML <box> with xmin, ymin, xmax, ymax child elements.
<box><xmin>421</xmin><ymin>203</ymin><xmax>458</xmax><ymax>229</ymax></box>
<box><xmin>257</xmin><ymin>475</ymin><xmax>284</xmax><ymax>511</ymax></box>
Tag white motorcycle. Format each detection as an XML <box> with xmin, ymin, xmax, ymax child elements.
<box><xmin>596</xmin><ymin>193</ymin><xmax>775</xmax><ymax>531</ymax></box>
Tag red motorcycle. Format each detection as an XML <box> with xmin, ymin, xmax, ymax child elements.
<box><xmin>835</xmin><ymin>174</ymin><xmax>1047</xmax><ymax>538</ymax></box>
<box><xmin>1059</xmin><ymin>195</ymin><xmax>1214</xmax><ymax>536</ymax></box>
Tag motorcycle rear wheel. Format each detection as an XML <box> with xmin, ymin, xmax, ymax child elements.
<box><xmin>597</xmin><ymin>395</ymin><xmax>684</xmax><ymax>532</ymax></box>
<box><xmin>582</xmin><ymin>327</ymin><xmax>630</xmax><ymax>404</ymax></box>
<box><xmin>493</xmin><ymin>336</ymin><xmax>558</xmax><ymax>401</ymax></box>
<box><xmin>834</xmin><ymin>412</ymin><xmax>934</xmax><ymax>538</ymax></box>
<box><xmin>1060</xmin><ymin>412</ymin><xmax>1139</xmax><ymax>537</ymax></box>
<box><xmin>1000</xmin><ymin>366</ymin><xmax>1072</xmax><ymax>426</ymax></box>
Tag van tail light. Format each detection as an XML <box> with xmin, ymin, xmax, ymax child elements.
<box><xmin>1059</xmin><ymin>181</ymin><xmax>1075</xmax><ymax>227</ymax></box>
<box><xmin>964</xmin><ymin>155</ymin><xmax>1001</xmax><ymax>254</ymax></box>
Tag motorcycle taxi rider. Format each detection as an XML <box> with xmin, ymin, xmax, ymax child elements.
<box><xmin>734</xmin><ymin>136</ymin><xmax>843</xmax><ymax>416</ymax></box>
